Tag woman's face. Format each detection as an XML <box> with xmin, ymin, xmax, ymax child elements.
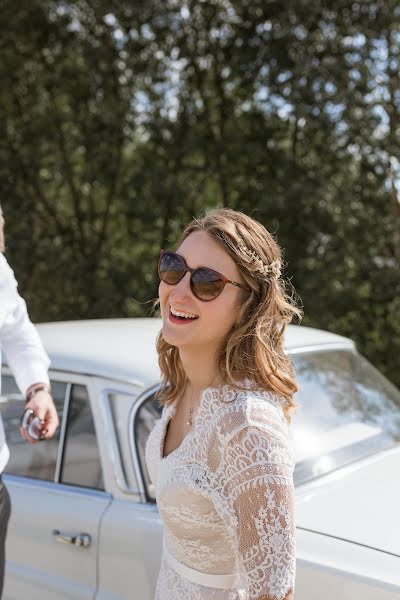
<box><xmin>159</xmin><ymin>230</ymin><xmax>245</xmax><ymax>352</ymax></box>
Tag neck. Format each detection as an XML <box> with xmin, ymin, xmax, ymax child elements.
<box><xmin>179</xmin><ymin>345</ymin><xmax>222</xmax><ymax>395</ymax></box>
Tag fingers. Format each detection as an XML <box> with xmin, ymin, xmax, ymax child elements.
<box><xmin>43</xmin><ymin>404</ymin><xmax>60</xmax><ymax>439</ymax></box>
<box><xmin>20</xmin><ymin>391</ymin><xmax>59</xmax><ymax>443</ymax></box>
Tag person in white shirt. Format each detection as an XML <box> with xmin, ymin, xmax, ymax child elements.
<box><xmin>0</xmin><ymin>206</ymin><xmax>59</xmax><ymax>598</ymax></box>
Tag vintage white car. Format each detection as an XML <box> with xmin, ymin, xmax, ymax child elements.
<box><xmin>1</xmin><ymin>318</ymin><xmax>399</xmax><ymax>599</ymax></box>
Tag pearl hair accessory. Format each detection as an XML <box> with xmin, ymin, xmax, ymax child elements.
<box><xmin>238</xmin><ymin>242</ymin><xmax>282</xmax><ymax>280</ymax></box>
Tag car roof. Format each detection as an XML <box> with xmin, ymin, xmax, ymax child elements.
<box><xmin>23</xmin><ymin>318</ymin><xmax>355</xmax><ymax>387</ymax></box>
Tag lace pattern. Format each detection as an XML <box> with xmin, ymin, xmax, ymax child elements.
<box><xmin>145</xmin><ymin>383</ymin><xmax>296</xmax><ymax>600</ymax></box>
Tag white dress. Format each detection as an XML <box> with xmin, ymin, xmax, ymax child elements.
<box><xmin>145</xmin><ymin>383</ymin><xmax>296</xmax><ymax>600</ymax></box>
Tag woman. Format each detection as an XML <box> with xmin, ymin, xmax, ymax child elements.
<box><xmin>145</xmin><ymin>208</ymin><xmax>302</xmax><ymax>600</ymax></box>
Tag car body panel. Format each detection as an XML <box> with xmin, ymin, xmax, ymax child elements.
<box><xmin>4</xmin><ymin>476</ymin><xmax>111</xmax><ymax>599</ymax></box>
<box><xmin>97</xmin><ymin>502</ymin><xmax>162</xmax><ymax>600</ymax></box>
<box><xmin>296</xmin><ymin>529</ymin><xmax>399</xmax><ymax>599</ymax></box>
<box><xmin>296</xmin><ymin>446</ymin><xmax>400</xmax><ymax>557</ymax></box>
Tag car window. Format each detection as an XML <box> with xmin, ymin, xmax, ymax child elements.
<box><xmin>1</xmin><ymin>375</ymin><xmax>66</xmax><ymax>481</ymax></box>
<box><xmin>135</xmin><ymin>393</ymin><xmax>162</xmax><ymax>502</ymax></box>
<box><xmin>292</xmin><ymin>349</ymin><xmax>400</xmax><ymax>485</ymax></box>
<box><xmin>133</xmin><ymin>349</ymin><xmax>400</xmax><ymax>496</ymax></box>
<box><xmin>60</xmin><ymin>384</ymin><xmax>104</xmax><ymax>490</ymax></box>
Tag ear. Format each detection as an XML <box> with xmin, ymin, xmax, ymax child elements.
<box><xmin>234</xmin><ymin>300</ymin><xmax>248</xmax><ymax>327</ymax></box>
<box><xmin>234</xmin><ymin>286</ymin><xmax>253</xmax><ymax>326</ymax></box>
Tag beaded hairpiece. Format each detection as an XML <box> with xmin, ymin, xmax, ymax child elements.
<box><xmin>238</xmin><ymin>242</ymin><xmax>282</xmax><ymax>280</ymax></box>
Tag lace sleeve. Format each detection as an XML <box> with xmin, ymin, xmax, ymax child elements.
<box><xmin>219</xmin><ymin>398</ymin><xmax>296</xmax><ymax>600</ymax></box>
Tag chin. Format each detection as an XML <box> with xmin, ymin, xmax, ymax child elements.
<box><xmin>161</xmin><ymin>322</ymin><xmax>183</xmax><ymax>347</ymax></box>
<box><xmin>162</xmin><ymin>323</ymin><xmax>199</xmax><ymax>350</ymax></box>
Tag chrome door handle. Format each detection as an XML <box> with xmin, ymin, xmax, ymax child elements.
<box><xmin>52</xmin><ymin>529</ymin><xmax>91</xmax><ymax>548</ymax></box>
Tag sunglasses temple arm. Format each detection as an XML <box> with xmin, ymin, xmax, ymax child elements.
<box><xmin>230</xmin><ymin>281</ymin><xmax>251</xmax><ymax>291</ymax></box>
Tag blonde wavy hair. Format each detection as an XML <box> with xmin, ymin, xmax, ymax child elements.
<box><xmin>0</xmin><ymin>206</ymin><xmax>5</xmax><ymax>253</ymax></box>
<box><xmin>156</xmin><ymin>208</ymin><xmax>303</xmax><ymax>424</ymax></box>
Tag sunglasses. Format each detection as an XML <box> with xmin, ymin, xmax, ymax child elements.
<box><xmin>158</xmin><ymin>250</ymin><xmax>251</xmax><ymax>302</ymax></box>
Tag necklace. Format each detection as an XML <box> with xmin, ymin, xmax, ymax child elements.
<box><xmin>186</xmin><ymin>407</ymin><xmax>193</xmax><ymax>427</ymax></box>
<box><xmin>185</xmin><ymin>374</ymin><xmax>220</xmax><ymax>428</ymax></box>
<box><xmin>186</xmin><ymin>384</ymin><xmax>195</xmax><ymax>427</ymax></box>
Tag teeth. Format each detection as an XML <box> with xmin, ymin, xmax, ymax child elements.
<box><xmin>170</xmin><ymin>307</ymin><xmax>198</xmax><ymax>319</ymax></box>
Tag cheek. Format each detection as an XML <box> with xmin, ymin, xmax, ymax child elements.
<box><xmin>158</xmin><ymin>282</ymin><xmax>170</xmax><ymax>317</ymax></box>
<box><xmin>204</xmin><ymin>295</ymin><xmax>240</xmax><ymax>337</ymax></box>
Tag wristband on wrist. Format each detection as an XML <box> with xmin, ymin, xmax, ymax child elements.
<box><xmin>25</xmin><ymin>383</ymin><xmax>51</xmax><ymax>403</ymax></box>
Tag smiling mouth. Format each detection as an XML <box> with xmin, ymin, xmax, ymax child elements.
<box><xmin>169</xmin><ymin>306</ymin><xmax>199</xmax><ymax>321</ymax></box>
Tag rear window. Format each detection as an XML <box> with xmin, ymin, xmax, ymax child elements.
<box><xmin>291</xmin><ymin>349</ymin><xmax>400</xmax><ymax>485</ymax></box>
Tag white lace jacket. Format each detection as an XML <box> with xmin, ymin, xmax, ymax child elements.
<box><xmin>145</xmin><ymin>384</ymin><xmax>296</xmax><ymax>600</ymax></box>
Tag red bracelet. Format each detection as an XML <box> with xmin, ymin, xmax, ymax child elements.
<box><xmin>25</xmin><ymin>383</ymin><xmax>51</xmax><ymax>403</ymax></box>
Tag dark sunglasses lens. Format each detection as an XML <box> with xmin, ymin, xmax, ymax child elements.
<box><xmin>159</xmin><ymin>252</ymin><xmax>186</xmax><ymax>285</ymax></box>
<box><xmin>192</xmin><ymin>269</ymin><xmax>224</xmax><ymax>300</ymax></box>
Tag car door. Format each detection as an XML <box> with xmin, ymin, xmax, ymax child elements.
<box><xmin>1</xmin><ymin>371</ymin><xmax>111</xmax><ymax>600</ymax></box>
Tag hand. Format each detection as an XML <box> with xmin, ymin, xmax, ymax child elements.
<box><xmin>20</xmin><ymin>390</ymin><xmax>59</xmax><ymax>445</ymax></box>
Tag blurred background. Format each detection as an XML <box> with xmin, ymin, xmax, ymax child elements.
<box><xmin>0</xmin><ymin>1</ymin><xmax>399</xmax><ymax>387</ymax></box>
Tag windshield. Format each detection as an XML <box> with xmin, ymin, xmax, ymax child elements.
<box><xmin>291</xmin><ymin>349</ymin><xmax>400</xmax><ymax>486</ymax></box>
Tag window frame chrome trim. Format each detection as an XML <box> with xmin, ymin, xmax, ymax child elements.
<box><xmin>128</xmin><ymin>382</ymin><xmax>161</xmax><ymax>502</ymax></box>
<box><xmin>54</xmin><ymin>382</ymin><xmax>71</xmax><ymax>483</ymax></box>
<box><xmin>99</xmin><ymin>387</ymin><xmax>140</xmax><ymax>496</ymax></box>
<box><xmin>2</xmin><ymin>472</ymin><xmax>112</xmax><ymax>500</ymax></box>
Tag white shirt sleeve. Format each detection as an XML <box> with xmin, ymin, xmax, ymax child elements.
<box><xmin>0</xmin><ymin>253</ymin><xmax>50</xmax><ymax>395</ymax></box>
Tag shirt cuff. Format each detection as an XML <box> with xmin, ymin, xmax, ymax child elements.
<box><xmin>14</xmin><ymin>361</ymin><xmax>51</xmax><ymax>397</ymax></box>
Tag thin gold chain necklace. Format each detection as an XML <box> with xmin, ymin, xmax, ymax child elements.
<box><xmin>185</xmin><ymin>375</ymin><xmax>220</xmax><ymax>427</ymax></box>
<box><xmin>186</xmin><ymin>408</ymin><xmax>193</xmax><ymax>427</ymax></box>
<box><xmin>186</xmin><ymin>384</ymin><xmax>195</xmax><ymax>427</ymax></box>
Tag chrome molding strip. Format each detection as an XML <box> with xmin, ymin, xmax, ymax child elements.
<box><xmin>3</xmin><ymin>473</ymin><xmax>111</xmax><ymax>501</ymax></box>
<box><xmin>296</xmin><ymin>526</ymin><xmax>400</xmax><ymax>559</ymax></box>
<box><xmin>54</xmin><ymin>382</ymin><xmax>71</xmax><ymax>483</ymax></box>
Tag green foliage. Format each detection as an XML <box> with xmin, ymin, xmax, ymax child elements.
<box><xmin>0</xmin><ymin>1</ymin><xmax>399</xmax><ymax>386</ymax></box>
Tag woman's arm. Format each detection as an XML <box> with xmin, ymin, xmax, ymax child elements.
<box><xmin>218</xmin><ymin>401</ymin><xmax>296</xmax><ymax>600</ymax></box>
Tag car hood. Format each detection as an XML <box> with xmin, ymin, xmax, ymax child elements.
<box><xmin>295</xmin><ymin>446</ymin><xmax>400</xmax><ymax>557</ymax></box>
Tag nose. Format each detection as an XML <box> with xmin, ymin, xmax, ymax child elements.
<box><xmin>169</xmin><ymin>272</ymin><xmax>192</xmax><ymax>301</ymax></box>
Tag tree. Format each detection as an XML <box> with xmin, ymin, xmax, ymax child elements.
<box><xmin>1</xmin><ymin>0</ymin><xmax>399</xmax><ymax>386</ymax></box>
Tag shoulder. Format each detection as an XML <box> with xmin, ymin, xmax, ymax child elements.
<box><xmin>219</xmin><ymin>382</ymin><xmax>288</xmax><ymax>432</ymax></box>
<box><xmin>0</xmin><ymin>254</ymin><xmax>19</xmax><ymax>319</ymax></box>
<box><xmin>215</xmin><ymin>383</ymin><xmax>295</xmax><ymax>465</ymax></box>
<box><xmin>0</xmin><ymin>253</ymin><xmax>18</xmax><ymax>291</ymax></box>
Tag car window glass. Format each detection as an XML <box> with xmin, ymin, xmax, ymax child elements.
<box><xmin>135</xmin><ymin>394</ymin><xmax>162</xmax><ymax>502</ymax></box>
<box><xmin>60</xmin><ymin>384</ymin><xmax>103</xmax><ymax>490</ymax></box>
<box><xmin>134</xmin><ymin>350</ymin><xmax>400</xmax><ymax>494</ymax></box>
<box><xmin>1</xmin><ymin>375</ymin><xmax>66</xmax><ymax>480</ymax></box>
<box><xmin>292</xmin><ymin>349</ymin><xmax>400</xmax><ymax>485</ymax></box>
